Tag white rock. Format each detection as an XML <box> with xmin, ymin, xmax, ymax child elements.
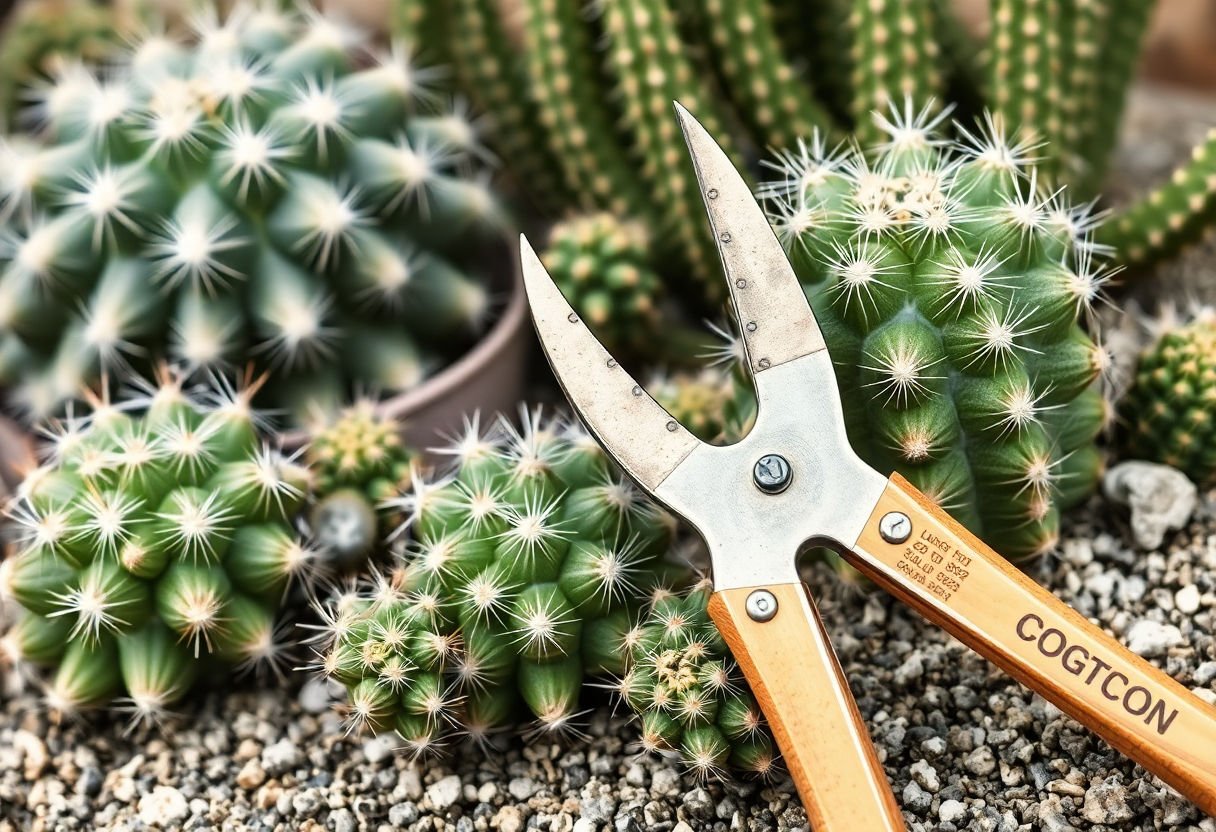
<box><xmin>573</xmin><ymin>821</ymin><xmax>597</xmax><ymax>832</ymax></box>
<box><xmin>1125</xmin><ymin>619</ymin><xmax>1184</xmax><ymax>657</ymax></box>
<box><xmin>138</xmin><ymin>786</ymin><xmax>189</xmax><ymax>827</ymax></box>
<box><xmin>1176</xmin><ymin>584</ymin><xmax>1202</xmax><ymax>614</ymax></box>
<box><xmin>1103</xmin><ymin>461</ymin><xmax>1198</xmax><ymax>549</ymax></box>
<box><xmin>939</xmin><ymin>799</ymin><xmax>967</xmax><ymax>823</ymax></box>
<box><xmin>910</xmin><ymin>759</ymin><xmax>941</xmax><ymax>792</ymax></box>
<box><xmin>426</xmin><ymin>774</ymin><xmax>462</xmax><ymax>810</ymax></box>
<box><xmin>362</xmin><ymin>734</ymin><xmax>397</xmax><ymax>764</ymax></box>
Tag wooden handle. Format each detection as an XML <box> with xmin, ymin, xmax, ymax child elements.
<box><xmin>850</xmin><ymin>474</ymin><xmax>1216</xmax><ymax>816</ymax></box>
<box><xmin>709</xmin><ymin>583</ymin><xmax>906</xmax><ymax>831</ymax></box>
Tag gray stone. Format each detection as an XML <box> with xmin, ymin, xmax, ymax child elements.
<box><xmin>1081</xmin><ymin>779</ymin><xmax>1134</xmax><ymax>825</ymax></box>
<box><xmin>426</xmin><ymin>775</ymin><xmax>462</xmax><ymax>810</ymax></box>
<box><xmin>1103</xmin><ymin>461</ymin><xmax>1198</xmax><ymax>549</ymax></box>
<box><xmin>1125</xmin><ymin>619</ymin><xmax>1185</xmax><ymax>657</ymax></box>
<box><xmin>939</xmin><ymin>799</ymin><xmax>967</xmax><ymax>823</ymax></box>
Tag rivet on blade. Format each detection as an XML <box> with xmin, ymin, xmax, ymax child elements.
<box><xmin>707</xmin><ymin>188</ymin><xmax>719</xmax><ymax>199</ymax></box>
<box><xmin>879</xmin><ymin>511</ymin><xmax>912</xmax><ymax>544</ymax></box>
<box><xmin>736</xmin><ymin>279</ymin><xmax>746</xmax><ymax>288</ymax></box>
<box><xmin>746</xmin><ymin>321</ymin><xmax>757</xmax><ymax>332</ymax></box>
<box><xmin>746</xmin><ymin>589</ymin><xmax>778</xmax><ymax>622</ymax></box>
<box><xmin>720</xmin><ymin>232</ymin><xmax>732</xmax><ymax>243</ymax></box>
<box><xmin>606</xmin><ymin>358</ymin><xmax>617</xmax><ymax>368</ymax></box>
<box><xmin>631</xmin><ymin>385</ymin><xmax>643</xmax><ymax>396</ymax></box>
<box><xmin>567</xmin><ymin>313</ymin><xmax>578</xmax><ymax>323</ymax></box>
<box><xmin>666</xmin><ymin>421</ymin><xmax>678</xmax><ymax>432</ymax></box>
<box><xmin>757</xmin><ymin>358</ymin><xmax>771</xmax><ymax>369</ymax></box>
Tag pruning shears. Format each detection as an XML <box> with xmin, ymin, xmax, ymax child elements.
<box><xmin>519</xmin><ymin>104</ymin><xmax>1216</xmax><ymax>828</ymax></box>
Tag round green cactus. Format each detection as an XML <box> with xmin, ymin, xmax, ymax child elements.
<box><xmin>314</xmin><ymin>410</ymin><xmax>687</xmax><ymax>753</ymax></box>
<box><xmin>758</xmin><ymin>108</ymin><xmax>1111</xmax><ymax>562</ymax></box>
<box><xmin>542</xmin><ymin>213</ymin><xmax>665</xmax><ymax>354</ymax></box>
<box><xmin>616</xmin><ymin>581</ymin><xmax>777</xmax><ymax>780</ymax></box>
<box><xmin>0</xmin><ymin>3</ymin><xmax>501</xmax><ymax>423</ymax></box>
<box><xmin>0</xmin><ymin>372</ymin><xmax>316</xmax><ymax>722</ymax></box>
<box><xmin>1120</xmin><ymin>306</ymin><xmax>1216</xmax><ymax>486</ymax></box>
<box><xmin>305</xmin><ymin>399</ymin><xmax>413</xmax><ymax>569</ymax></box>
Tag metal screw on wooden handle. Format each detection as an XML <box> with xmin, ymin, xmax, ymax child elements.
<box><xmin>879</xmin><ymin>511</ymin><xmax>912</xmax><ymax>544</ymax></box>
<box><xmin>746</xmin><ymin>589</ymin><xmax>779</xmax><ymax>622</ymax></box>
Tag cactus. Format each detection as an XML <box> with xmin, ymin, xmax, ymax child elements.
<box><xmin>305</xmin><ymin>400</ymin><xmax>414</xmax><ymax>570</ymax></box>
<box><xmin>0</xmin><ymin>3</ymin><xmax>501</xmax><ymax>423</ymax></box>
<box><xmin>649</xmin><ymin>367</ymin><xmax>739</xmax><ymax>443</ymax></box>
<box><xmin>615</xmin><ymin>581</ymin><xmax>777</xmax><ymax>779</ymax></box>
<box><xmin>756</xmin><ymin>110</ymin><xmax>1112</xmax><ymax>562</ymax></box>
<box><xmin>0</xmin><ymin>371</ymin><xmax>316</xmax><ymax>720</ymax></box>
<box><xmin>314</xmin><ymin>410</ymin><xmax>689</xmax><ymax>750</ymax></box>
<box><xmin>1120</xmin><ymin>306</ymin><xmax>1216</xmax><ymax>486</ymax></box>
<box><xmin>1097</xmin><ymin>129</ymin><xmax>1216</xmax><ymax>268</ymax></box>
<box><xmin>0</xmin><ymin>0</ymin><xmax>118</xmax><ymax>128</ymax></box>
<box><xmin>542</xmin><ymin>213</ymin><xmax>666</xmax><ymax>355</ymax></box>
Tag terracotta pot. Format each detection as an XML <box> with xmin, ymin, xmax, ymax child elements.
<box><xmin>282</xmin><ymin>252</ymin><xmax>532</xmax><ymax>459</ymax></box>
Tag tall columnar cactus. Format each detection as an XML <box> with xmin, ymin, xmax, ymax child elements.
<box><xmin>616</xmin><ymin>581</ymin><xmax>777</xmax><ymax>779</ymax></box>
<box><xmin>0</xmin><ymin>372</ymin><xmax>316</xmax><ymax>720</ymax></box>
<box><xmin>760</xmin><ymin>112</ymin><xmax>1112</xmax><ymax>561</ymax></box>
<box><xmin>305</xmin><ymin>400</ymin><xmax>414</xmax><ymax>570</ymax></box>
<box><xmin>414</xmin><ymin>0</ymin><xmax>1209</xmax><ymax>281</ymax></box>
<box><xmin>0</xmin><ymin>3</ymin><xmax>501</xmax><ymax>423</ymax></box>
<box><xmin>315</xmin><ymin>411</ymin><xmax>687</xmax><ymax>751</ymax></box>
<box><xmin>542</xmin><ymin>213</ymin><xmax>665</xmax><ymax>354</ymax></box>
<box><xmin>1120</xmin><ymin>306</ymin><xmax>1216</xmax><ymax>486</ymax></box>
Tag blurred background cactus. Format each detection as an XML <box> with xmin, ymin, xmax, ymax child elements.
<box><xmin>1120</xmin><ymin>304</ymin><xmax>1216</xmax><ymax>486</ymax></box>
<box><xmin>0</xmin><ymin>0</ymin><xmax>121</xmax><ymax>127</ymax></box>
<box><xmin>0</xmin><ymin>371</ymin><xmax>317</xmax><ymax>720</ymax></box>
<box><xmin>314</xmin><ymin>410</ymin><xmax>692</xmax><ymax>751</ymax></box>
<box><xmin>0</xmin><ymin>2</ymin><xmax>503</xmax><ymax>425</ymax></box>
<box><xmin>396</xmin><ymin>0</ymin><xmax>1216</xmax><ymax>287</ymax></box>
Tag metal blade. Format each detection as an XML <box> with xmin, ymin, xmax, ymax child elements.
<box><xmin>519</xmin><ymin>235</ymin><xmax>701</xmax><ymax>494</ymax></box>
<box><xmin>674</xmin><ymin>101</ymin><xmax>826</xmax><ymax>373</ymax></box>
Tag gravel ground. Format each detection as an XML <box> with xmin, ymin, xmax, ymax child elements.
<box><xmin>2</xmin><ymin>486</ymin><xmax>1216</xmax><ymax>832</ymax></box>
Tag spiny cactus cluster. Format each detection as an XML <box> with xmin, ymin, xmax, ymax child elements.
<box><xmin>416</xmin><ymin>0</ymin><xmax>1211</xmax><ymax>281</ymax></box>
<box><xmin>0</xmin><ymin>0</ymin><xmax>120</xmax><ymax>129</ymax></box>
<box><xmin>616</xmin><ymin>581</ymin><xmax>777</xmax><ymax>779</ymax></box>
<box><xmin>1120</xmin><ymin>306</ymin><xmax>1216</xmax><ymax>486</ymax></box>
<box><xmin>314</xmin><ymin>411</ymin><xmax>686</xmax><ymax>753</ymax></box>
<box><xmin>305</xmin><ymin>399</ymin><xmax>413</xmax><ymax>569</ymax></box>
<box><xmin>542</xmin><ymin>214</ymin><xmax>665</xmax><ymax>354</ymax></box>
<box><xmin>0</xmin><ymin>3</ymin><xmax>501</xmax><ymax>423</ymax></box>
<box><xmin>0</xmin><ymin>372</ymin><xmax>316</xmax><ymax>721</ymax></box>
<box><xmin>756</xmin><ymin>110</ymin><xmax>1112</xmax><ymax>561</ymax></box>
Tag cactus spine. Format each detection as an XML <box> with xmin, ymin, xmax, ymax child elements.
<box><xmin>0</xmin><ymin>373</ymin><xmax>315</xmax><ymax>720</ymax></box>
<box><xmin>316</xmin><ymin>411</ymin><xmax>687</xmax><ymax>749</ymax></box>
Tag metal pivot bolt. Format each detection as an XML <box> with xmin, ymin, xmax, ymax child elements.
<box><xmin>746</xmin><ymin>589</ymin><xmax>779</xmax><ymax>622</ymax></box>
<box><xmin>753</xmin><ymin>454</ymin><xmax>792</xmax><ymax>494</ymax></box>
<box><xmin>879</xmin><ymin>511</ymin><xmax>912</xmax><ymax>544</ymax></box>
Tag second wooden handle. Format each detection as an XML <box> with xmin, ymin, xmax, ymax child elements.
<box><xmin>709</xmin><ymin>583</ymin><xmax>906</xmax><ymax>831</ymax></box>
<box><xmin>850</xmin><ymin>474</ymin><xmax>1216</xmax><ymax>816</ymax></box>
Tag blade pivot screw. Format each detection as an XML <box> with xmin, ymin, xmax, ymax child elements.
<box><xmin>753</xmin><ymin>454</ymin><xmax>792</xmax><ymax>494</ymax></box>
<box><xmin>746</xmin><ymin>589</ymin><xmax>778</xmax><ymax>622</ymax></box>
<box><xmin>879</xmin><ymin>512</ymin><xmax>912</xmax><ymax>544</ymax></box>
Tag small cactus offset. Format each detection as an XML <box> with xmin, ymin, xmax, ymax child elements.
<box><xmin>761</xmin><ymin>109</ymin><xmax>1112</xmax><ymax>561</ymax></box>
<box><xmin>542</xmin><ymin>214</ymin><xmax>665</xmax><ymax>355</ymax></box>
<box><xmin>0</xmin><ymin>372</ymin><xmax>316</xmax><ymax>721</ymax></box>
<box><xmin>305</xmin><ymin>400</ymin><xmax>414</xmax><ymax>570</ymax></box>
<box><xmin>1120</xmin><ymin>306</ymin><xmax>1216</xmax><ymax>486</ymax></box>
<box><xmin>315</xmin><ymin>411</ymin><xmax>686</xmax><ymax>751</ymax></box>
<box><xmin>616</xmin><ymin>581</ymin><xmax>777</xmax><ymax>779</ymax></box>
<box><xmin>0</xmin><ymin>3</ymin><xmax>501</xmax><ymax>423</ymax></box>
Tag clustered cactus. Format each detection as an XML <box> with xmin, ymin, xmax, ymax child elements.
<box><xmin>755</xmin><ymin>111</ymin><xmax>1110</xmax><ymax>562</ymax></box>
<box><xmin>314</xmin><ymin>411</ymin><xmax>686</xmax><ymax>752</ymax></box>
<box><xmin>0</xmin><ymin>372</ymin><xmax>315</xmax><ymax>721</ymax></box>
<box><xmin>415</xmin><ymin>0</ymin><xmax>1211</xmax><ymax>281</ymax></box>
<box><xmin>0</xmin><ymin>3</ymin><xmax>501</xmax><ymax>423</ymax></box>
<box><xmin>542</xmin><ymin>214</ymin><xmax>665</xmax><ymax>354</ymax></box>
<box><xmin>616</xmin><ymin>581</ymin><xmax>777</xmax><ymax>779</ymax></box>
<box><xmin>305</xmin><ymin>399</ymin><xmax>413</xmax><ymax>569</ymax></box>
<box><xmin>1120</xmin><ymin>306</ymin><xmax>1216</xmax><ymax>486</ymax></box>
